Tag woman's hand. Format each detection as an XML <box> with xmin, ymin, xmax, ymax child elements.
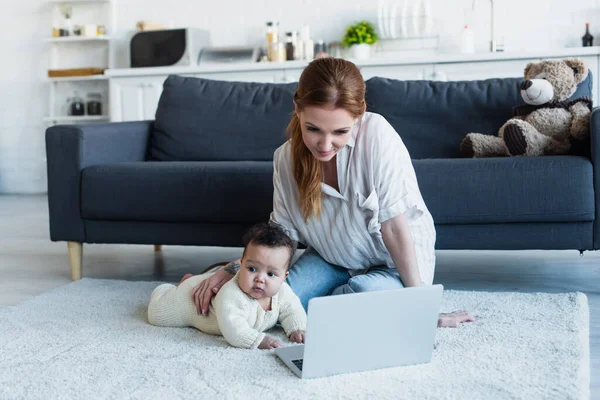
<box><xmin>289</xmin><ymin>330</ymin><xmax>305</xmax><ymax>344</ymax></box>
<box><xmin>258</xmin><ymin>335</ymin><xmax>285</xmax><ymax>350</ymax></box>
<box><xmin>437</xmin><ymin>310</ymin><xmax>477</xmax><ymax>328</ymax></box>
<box><xmin>192</xmin><ymin>269</ymin><xmax>235</xmax><ymax>316</ymax></box>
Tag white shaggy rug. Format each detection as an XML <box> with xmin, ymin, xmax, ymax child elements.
<box><xmin>0</xmin><ymin>278</ymin><xmax>589</xmax><ymax>400</ymax></box>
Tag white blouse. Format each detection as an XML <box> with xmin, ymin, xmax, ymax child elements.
<box><xmin>270</xmin><ymin>112</ymin><xmax>436</xmax><ymax>285</ymax></box>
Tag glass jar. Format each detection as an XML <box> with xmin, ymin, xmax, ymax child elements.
<box><xmin>86</xmin><ymin>93</ymin><xmax>102</xmax><ymax>116</ymax></box>
<box><xmin>328</xmin><ymin>41</ymin><xmax>342</xmax><ymax>58</ymax></box>
<box><xmin>266</xmin><ymin>21</ymin><xmax>279</xmax><ymax>61</ymax></box>
<box><xmin>69</xmin><ymin>95</ymin><xmax>85</xmax><ymax>116</ymax></box>
<box><xmin>270</xmin><ymin>41</ymin><xmax>286</xmax><ymax>63</ymax></box>
<box><xmin>314</xmin><ymin>40</ymin><xmax>327</xmax><ymax>57</ymax></box>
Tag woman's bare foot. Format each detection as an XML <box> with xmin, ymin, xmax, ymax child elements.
<box><xmin>177</xmin><ymin>273</ymin><xmax>193</xmax><ymax>286</ymax></box>
<box><xmin>438</xmin><ymin>310</ymin><xmax>477</xmax><ymax>328</ymax></box>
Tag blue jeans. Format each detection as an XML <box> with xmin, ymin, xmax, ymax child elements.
<box><xmin>286</xmin><ymin>247</ymin><xmax>405</xmax><ymax>311</ymax></box>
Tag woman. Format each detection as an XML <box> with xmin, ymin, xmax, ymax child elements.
<box><xmin>189</xmin><ymin>57</ymin><xmax>475</xmax><ymax>328</ymax></box>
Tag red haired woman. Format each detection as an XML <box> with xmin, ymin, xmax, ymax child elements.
<box><xmin>191</xmin><ymin>58</ymin><xmax>475</xmax><ymax>329</ymax></box>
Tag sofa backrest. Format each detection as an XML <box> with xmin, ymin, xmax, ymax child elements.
<box><xmin>151</xmin><ymin>75</ymin><xmax>297</xmax><ymax>161</ymax></box>
<box><xmin>365</xmin><ymin>72</ymin><xmax>593</xmax><ymax>159</ymax></box>
<box><xmin>151</xmin><ymin>71</ymin><xmax>592</xmax><ymax>161</ymax></box>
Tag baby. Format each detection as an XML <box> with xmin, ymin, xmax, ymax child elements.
<box><xmin>147</xmin><ymin>222</ymin><xmax>306</xmax><ymax>350</ymax></box>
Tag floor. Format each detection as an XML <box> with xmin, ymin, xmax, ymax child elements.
<box><xmin>2</xmin><ymin>194</ymin><xmax>599</xmax><ymax>398</ymax></box>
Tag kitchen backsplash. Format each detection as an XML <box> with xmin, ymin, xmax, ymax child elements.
<box><xmin>107</xmin><ymin>0</ymin><xmax>600</xmax><ymax>67</ymax></box>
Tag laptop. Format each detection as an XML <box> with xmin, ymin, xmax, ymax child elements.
<box><xmin>274</xmin><ymin>284</ymin><xmax>443</xmax><ymax>379</ymax></box>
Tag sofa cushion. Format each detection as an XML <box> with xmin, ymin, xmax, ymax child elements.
<box><xmin>365</xmin><ymin>72</ymin><xmax>593</xmax><ymax>159</ymax></box>
<box><xmin>150</xmin><ymin>75</ymin><xmax>297</xmax><ymax>162</ymax></box>
<box><xmin>81</xmin><ymin>161</ymin><xmax>274</xmax><ymax>223</ymax></box>
<box><xmin>81</xmin><ymin>156</ymin><xmax>594</xmax><ymax>226</ymax></box>
<box><xmin>414</xmin><ymin>156</ymin><xmax>595</xmax><ymax>224</ymax></box>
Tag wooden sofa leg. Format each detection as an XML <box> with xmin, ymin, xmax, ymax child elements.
<box><xmin>154</xmin><ymin>245</ymin><xmax>162</xmax><ymax>252</ymax></box>
<box><xmin>68</xmin><ymin>242</ymin><xmax>83</xmax><ymax>281</ymax></box>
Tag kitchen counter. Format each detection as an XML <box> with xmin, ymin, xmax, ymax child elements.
<box><xmin>105</xmin><ymin>47</ymin><xmax>600</xmax><ymax>77</ymax></box>
<box><xmin>108</xmin><ymin>46</ymin><xmax>600</xmax><ymax>122</ymax></box>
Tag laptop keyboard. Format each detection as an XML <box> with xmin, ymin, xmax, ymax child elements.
<box><xmin>291</xmin><ymin>359</ymin><xmax>304</xmax><ymax>371</ymax></box>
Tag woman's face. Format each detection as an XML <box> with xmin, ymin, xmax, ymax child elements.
<box><xmin>296</xmin><ymin>106</ymin><xmax>357</xmax><ymax>163</ymax></box>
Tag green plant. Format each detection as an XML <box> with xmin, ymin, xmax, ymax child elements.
<box><xmin>341</xmin><ymin>21</ymin><xmax>378</xmax><ymax>48</ymax></box>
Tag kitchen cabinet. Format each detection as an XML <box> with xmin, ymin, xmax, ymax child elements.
<box><xmin>108</xmin><ymin>50</ymin><xmax>600</xmax><ymax>122</ymax></box>
<box><xmin>429</xmin><ymin>55</ymin><xmax>599</xmax><ymax>99</ymax></box>
<box><xmin>109</xmin><ymin>77</ymin><xmax>166</xmax><ymax>122</ymax></box>
<box><xmin>193</xmin><ymin>69</ymin><xmax>286</xmax><ymax>83</ymax></box>
<box><xmin>360</xmin><ymin>64</ymin><xmax>430</xmax><ymax>81</ymax></box>
<box><xmin>110</xmin><ymin>70</ymin><xmax>290</xmax><ymax>122</ymax></box>
<box><xmin>427</xmin><ymin>60</ymin><xmax>527</xmax><ymax>81</ymax></box>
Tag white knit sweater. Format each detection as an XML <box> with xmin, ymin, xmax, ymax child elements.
<box><xmin>148</xmin><ymin>271</ymin><xmax>307</xmax><ymax>349</ymax></box>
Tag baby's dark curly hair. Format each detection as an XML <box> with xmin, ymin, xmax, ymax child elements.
<box><xmin>242</xmin><ymin>222</ymin><xmax>298</xmax><ymax>269</ymax></box>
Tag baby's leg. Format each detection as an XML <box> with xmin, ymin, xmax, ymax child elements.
<box><xmin>147</xmin><ymin>273</ymin><xmax>213</xmax><ymax>327</ymax></box>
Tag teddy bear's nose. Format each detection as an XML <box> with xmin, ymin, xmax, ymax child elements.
<box><xmin>520</xmin><ymin>80</ymin><xmax>533</xmax><ymax>90</ymax></box>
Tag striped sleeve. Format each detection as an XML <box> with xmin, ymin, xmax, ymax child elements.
<box><xmin>373</xmin><ymin>117</ymin><xmax>425</xmax><ymax>223</ymax></box>
<box><xmin>270</xmin><ymin>146</ymin><xmax>305</xmax><ymax>244</ymax></box>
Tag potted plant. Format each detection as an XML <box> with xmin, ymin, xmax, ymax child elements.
<box><xmin>342</xmin><ymin>21</ymin><xmax>378</xmax><ymax>60</ymax></box>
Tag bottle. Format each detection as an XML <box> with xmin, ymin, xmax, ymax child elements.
<box><xmin>63</xmin><ymin>15</ymin><xmax>74</xmax><ymax>36</ymax></box>
<box><xmin>460</xmin><ymin>25</ymin><xmax>475</xmax><ymax>54</ymax></box>
<box><xmin>304</xmin><ymin>39</ymin><xmax>314</xmax><ymax>60</ymax></box>
<box><xmin>270</xmin><ymin>41</ymin><xmax>279</xmax><ymax>62</ymax></box>
<box><xmin>285</xmin><ymin>32</ymin><xmax>295</xmax><ymax>61</ymax></box>
<box><xmin>270</xmin><ymin>39</ymin><xmax>286</xmax><ymax>63</ymax></box>
<box><xmin>266</xmin><ymin>21</ymin><xmax>279</xmax><ymax>61</ymax></box>
<box><xmin>277</xmin><ymin>42</ymin><xmax>286</xmax><ymax>62</ymax></box>
<box><xmin>582</xmin><ymin>23</ymin><xmax>594</xmax><ymax>47</ymax></box>
<box><xmin>292</xmin><ymin>31</ymin><xmax>300</xmax><ymax>60</ymax></box>
<box><xmin>62</xmin><ymin>5</ymin><xmax>73</xmax><ymax>36</ymax></box>
<box><xmin>295</xmin><ymin>31</ymin><xmax>304</xmax><ymax>60</ymax></box>
<box><xmin>300</xmin><ymin>25</ymin><xmax>314</xmax><ymax>60</ymax></box>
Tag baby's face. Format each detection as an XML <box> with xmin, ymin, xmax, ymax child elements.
<box><xmin>238</xmin><ymin>243</ymin><xmax>290</xmax><ymax>300</ymax></box>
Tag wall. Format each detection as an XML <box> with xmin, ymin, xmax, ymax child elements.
<box><xmin>2</xmin><ymin>0</ymin><xmax>599</xmax><ymax>193</ymax></box>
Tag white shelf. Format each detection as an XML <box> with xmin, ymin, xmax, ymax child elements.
<box><xmin>45</xmin><ymin>35</ymin><xmax>110</xmax><ymax>43</ymax></box>
<box><xmin>47</xmin><ymin>0</ymin><xmax>115</xmax><ymax>124</ymax></box>
<box><xmin>43</xmin><ymin>116</ymin><xmax>109</xmax><ymax>123</ymax></box>
<box><xmin>48</xmin><ymin>75</ymin><xmax>108</xmax><ymax>82</ymax></box>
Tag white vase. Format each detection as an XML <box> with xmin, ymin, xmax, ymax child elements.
<box><xmin>351</xmin><ymin>43</ymin><xmax>371</xmax><ymax>60</ymax></box>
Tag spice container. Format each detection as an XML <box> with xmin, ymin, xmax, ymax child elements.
<box><xmin>86</xmin><ymin>93</ymin><xmax>102</xmax><ymax>116</ymax></box>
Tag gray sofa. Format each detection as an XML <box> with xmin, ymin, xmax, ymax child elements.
<box><xmin>46</xmin><ymin>73</ymin><xmax>600</xmax><ymax>280</ymax></box>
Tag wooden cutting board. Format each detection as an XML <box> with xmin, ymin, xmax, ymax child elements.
<box><xmin>48</xmin><ymin>68</ymin><xmax>106</xmax><ymax>77</ymax></box>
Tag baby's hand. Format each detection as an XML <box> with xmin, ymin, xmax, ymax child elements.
<box><xmin>258</xmin><ymin>335</ymin><xmax>284</xmax><ymax>350</ymax></box>
<box><xmin>289</xmin><ymin>330</ymin><xmax>305</xmax><ymax>344</ymax></box>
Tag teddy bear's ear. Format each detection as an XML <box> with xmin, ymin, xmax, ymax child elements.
<box><xmin>564</xmin><ymin>58</ymin><xmax>588</xmax><ymax>83</ymax></box>
<box><xmin>523</xmin><ymin>62</ymin><xmax>536</xmax><ymax>79</ymax></box>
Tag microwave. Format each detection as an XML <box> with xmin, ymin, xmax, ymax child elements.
<box><xmin>129</xmin><ymin>28</ymin><xmax>211</xmax><ymax>68</ymax></box>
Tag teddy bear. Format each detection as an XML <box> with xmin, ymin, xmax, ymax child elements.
<box><xmin>460</xmin><ymin>58</ymin><xmax>592</xmax><ymax>158</ymax></box>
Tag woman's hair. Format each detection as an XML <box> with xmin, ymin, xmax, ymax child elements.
<box><xmin>242</xmin><ymin>222</ymin><xmax>298</xmax><ymax>269</ymax></box>
<box><xmin>286</xmin><ymin>57</ymin><xmax>366</xmax><ymax>221</ymax></box>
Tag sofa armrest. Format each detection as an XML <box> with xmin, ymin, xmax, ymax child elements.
<box><xmin>45</xmin><ymin>121</ymin><xmax>153</xmax><ymax>242</ymax></box>
<box><xmin>591</xmin><ymin>108</ymin><xmax>600</xmax><ymax>249</ymax></box>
